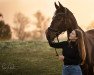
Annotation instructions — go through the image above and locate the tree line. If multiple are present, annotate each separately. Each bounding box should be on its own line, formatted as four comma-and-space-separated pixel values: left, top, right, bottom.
0, 11, 49, 41
0, 12, 94, 41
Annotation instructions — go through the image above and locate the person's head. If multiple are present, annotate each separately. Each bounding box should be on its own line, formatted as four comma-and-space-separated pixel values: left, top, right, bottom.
69, 29, 86, 65
69, 29, 84, 41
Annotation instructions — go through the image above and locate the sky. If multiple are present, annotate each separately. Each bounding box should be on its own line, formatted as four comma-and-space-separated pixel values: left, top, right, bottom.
0, 0, 94, 29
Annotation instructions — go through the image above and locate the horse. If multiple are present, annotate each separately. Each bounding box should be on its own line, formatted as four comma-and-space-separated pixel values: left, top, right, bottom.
46, 2, 94, 75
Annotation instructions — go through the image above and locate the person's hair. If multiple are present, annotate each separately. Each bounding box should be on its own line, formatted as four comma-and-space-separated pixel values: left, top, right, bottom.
74, 29, 86, 65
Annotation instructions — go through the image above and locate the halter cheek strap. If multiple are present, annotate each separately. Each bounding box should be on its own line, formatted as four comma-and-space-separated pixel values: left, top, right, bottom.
47, 8, 67, 56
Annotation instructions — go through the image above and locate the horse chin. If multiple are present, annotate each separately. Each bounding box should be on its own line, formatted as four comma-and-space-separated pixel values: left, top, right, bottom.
51, 34, 60, 42
50, 36, 56, 42
48, 34, 57, 42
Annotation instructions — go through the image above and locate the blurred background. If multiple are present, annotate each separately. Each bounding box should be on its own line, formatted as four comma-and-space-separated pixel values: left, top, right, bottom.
0, 0, 94, 75
0, 0, 94, 41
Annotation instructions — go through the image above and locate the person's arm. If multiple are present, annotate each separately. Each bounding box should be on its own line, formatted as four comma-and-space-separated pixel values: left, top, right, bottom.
48, 41, 66, 48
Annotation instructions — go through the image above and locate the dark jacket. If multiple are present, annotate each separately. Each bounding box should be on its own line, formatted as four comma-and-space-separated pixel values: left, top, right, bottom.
48, 41, 82, 65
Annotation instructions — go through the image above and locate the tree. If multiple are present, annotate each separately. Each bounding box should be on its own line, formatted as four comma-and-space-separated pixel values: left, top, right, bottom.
87, 21, 94, 30
13, 12, 30, 40
0, 14, 11, 40
33, 11, 50, 40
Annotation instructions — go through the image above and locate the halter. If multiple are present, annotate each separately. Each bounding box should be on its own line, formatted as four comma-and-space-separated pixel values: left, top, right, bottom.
47, 8, 67, 56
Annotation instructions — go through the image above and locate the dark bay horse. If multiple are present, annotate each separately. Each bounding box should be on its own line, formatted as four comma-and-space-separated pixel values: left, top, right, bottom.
46, 2, 94, 75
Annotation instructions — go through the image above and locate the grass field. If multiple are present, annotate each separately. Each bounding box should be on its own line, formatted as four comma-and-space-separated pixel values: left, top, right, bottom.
0, 41, 63, 75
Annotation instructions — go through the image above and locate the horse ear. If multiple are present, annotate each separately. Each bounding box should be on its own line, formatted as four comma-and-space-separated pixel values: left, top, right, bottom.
58, 1, 64, 9
54, 2, 59, 9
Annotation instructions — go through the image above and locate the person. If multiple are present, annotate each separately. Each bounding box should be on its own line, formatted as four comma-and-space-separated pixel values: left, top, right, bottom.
46, 29, 86, 75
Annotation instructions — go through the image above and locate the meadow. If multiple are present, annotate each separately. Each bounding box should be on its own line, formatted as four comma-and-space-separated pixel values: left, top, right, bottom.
0, 41, 63, 75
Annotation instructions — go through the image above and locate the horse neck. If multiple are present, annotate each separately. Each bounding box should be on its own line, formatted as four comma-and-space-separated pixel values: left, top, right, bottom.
78, 26, 86, 35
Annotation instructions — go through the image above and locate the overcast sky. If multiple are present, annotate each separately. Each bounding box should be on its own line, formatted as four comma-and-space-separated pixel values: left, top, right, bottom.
0, 0, 94, 27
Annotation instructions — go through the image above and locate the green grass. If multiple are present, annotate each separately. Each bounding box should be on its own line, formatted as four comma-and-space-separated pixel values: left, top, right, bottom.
0, 41, 63, 75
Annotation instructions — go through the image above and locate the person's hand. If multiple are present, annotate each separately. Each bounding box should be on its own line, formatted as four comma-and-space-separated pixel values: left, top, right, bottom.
58, 55, 64, 61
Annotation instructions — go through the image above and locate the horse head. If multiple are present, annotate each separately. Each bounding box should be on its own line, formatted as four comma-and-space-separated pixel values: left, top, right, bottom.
46, 2, 78, 42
